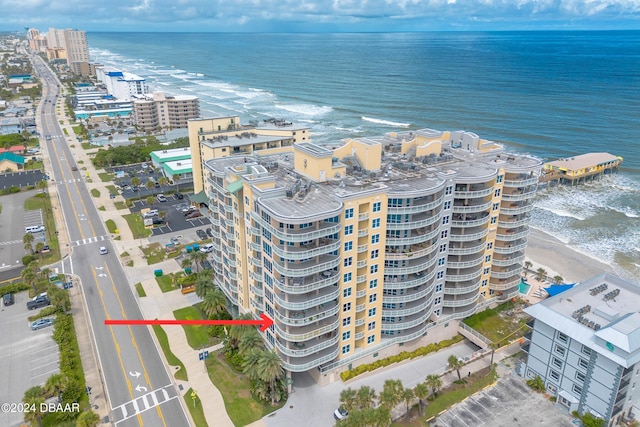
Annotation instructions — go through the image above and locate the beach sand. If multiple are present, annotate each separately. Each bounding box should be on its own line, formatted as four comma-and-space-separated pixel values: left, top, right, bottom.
520, 228, 615, 303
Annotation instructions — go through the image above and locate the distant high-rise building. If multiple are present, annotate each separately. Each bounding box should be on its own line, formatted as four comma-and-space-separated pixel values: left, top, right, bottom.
132, 92, 200, 132
46, 28, 89, 74
26, 28, 47, 53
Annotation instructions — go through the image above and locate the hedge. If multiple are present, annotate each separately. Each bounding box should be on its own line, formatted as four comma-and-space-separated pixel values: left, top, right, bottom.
340, 335, 464, 382
0, 282, 30, 295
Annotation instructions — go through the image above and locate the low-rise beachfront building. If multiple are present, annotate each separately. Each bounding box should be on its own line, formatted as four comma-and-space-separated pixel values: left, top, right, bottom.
96, 69, 148, 101
132, 92, 200, 132
540, 152, 623, 186
192, 118, 542, 381
522, 273, 640, 426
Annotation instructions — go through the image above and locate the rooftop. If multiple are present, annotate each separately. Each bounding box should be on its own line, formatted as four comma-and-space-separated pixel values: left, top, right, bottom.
526, 272, 640, 367
201, 132, 294, 149
545, 152, 622, 171
150, 147, 191, 161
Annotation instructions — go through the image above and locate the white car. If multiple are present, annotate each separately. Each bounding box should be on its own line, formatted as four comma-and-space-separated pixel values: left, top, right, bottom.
99, 246, 108, 255
334, 407, 348, 420
200, 244, 214, 253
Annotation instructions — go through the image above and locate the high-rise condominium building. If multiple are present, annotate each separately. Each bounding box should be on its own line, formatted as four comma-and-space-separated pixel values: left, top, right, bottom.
190, 118, 541, 378
522, 273, 640, 426
133, 92, 200, 132
46, 28, 89, 74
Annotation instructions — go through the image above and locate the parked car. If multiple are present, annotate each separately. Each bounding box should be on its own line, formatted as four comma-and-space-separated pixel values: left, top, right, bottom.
206, 228, 213, 237
31, 318, 54, 331
152, 218, 163, 225
157, 194, 167, 202
175, 192, 184, 200
181, 206, 196, 214
99, 246, 108, 255
27, 295, 50, 310
186, 211, 202, 219
3, 293, 15, 306
200, 243, 214, 253
334, 407, 349, 420
196, 229, 207, 240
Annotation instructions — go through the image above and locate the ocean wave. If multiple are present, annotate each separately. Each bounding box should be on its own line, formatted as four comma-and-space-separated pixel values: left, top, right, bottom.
534, 206, 586, 221
275, 104, 333, 116
335, 126, 362, 133
361, 116, 410, 127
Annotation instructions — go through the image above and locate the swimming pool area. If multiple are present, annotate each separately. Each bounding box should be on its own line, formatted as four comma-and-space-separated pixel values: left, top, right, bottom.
519, 279, 532, 295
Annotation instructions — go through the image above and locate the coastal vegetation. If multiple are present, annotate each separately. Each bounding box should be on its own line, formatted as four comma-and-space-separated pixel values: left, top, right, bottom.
462, 298, 530, 347
91, 136, 189, 167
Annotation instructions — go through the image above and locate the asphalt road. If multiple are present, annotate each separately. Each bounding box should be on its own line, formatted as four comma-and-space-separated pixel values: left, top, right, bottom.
34, 57, 189, 427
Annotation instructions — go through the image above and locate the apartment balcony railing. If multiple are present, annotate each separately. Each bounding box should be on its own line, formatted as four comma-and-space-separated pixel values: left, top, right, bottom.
357, 244, 368, 253
273, 239, 341, 260
501, 189, 537, 202
449, 241, 487, 256
355, 304, 366, 313
496, 228, 530, 241
275, 273, 340, 294
445, 269, 483, 282
381, 311, 431, 331
500, 204, 534, 215
490, 268, 521, 279
493, 241, 528, 254
497, 217, 530, 229
447, 254, 484, 269
358, 212, 369, 221
384, 267, 437, 289
356, 289, 366, 298
490, 277, 521, 290
387, 195, 443, 215
384, 255, 438, 276
449, 228, 489, 242
442, 294, 479, 307
454, 187, 495, 198
279, 347, 339, 372
451, 215, 491, 228
273, 256, 341, 278
253, 213, 342, 242
385, 240, 438, 260
386, 227, 440, 246
275, 317, 340, 342
386, 213, 441, 231
355, 317, 365, 327
382, 295, 434, 317
444, 281, 481, 295
275, 334, 339, 358
452, 200, 493, 214
492, 254, 525, 267
358, 228, 369, 237
274, 286, 340, 311
356, 275, 367, 284
383, 286, 432, 304
357, 260, 367, 269
274, 303, 339, 327
504, 177, 538, 187
252, 285, 264, 297
355, 331, 365, 341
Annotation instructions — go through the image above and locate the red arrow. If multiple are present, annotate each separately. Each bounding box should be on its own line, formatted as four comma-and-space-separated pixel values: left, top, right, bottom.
105, 313, 274, 332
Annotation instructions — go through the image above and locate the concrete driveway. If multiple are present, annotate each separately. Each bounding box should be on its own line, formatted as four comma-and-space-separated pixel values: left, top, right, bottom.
0, 189, 40, 271
0, 291, 60, 427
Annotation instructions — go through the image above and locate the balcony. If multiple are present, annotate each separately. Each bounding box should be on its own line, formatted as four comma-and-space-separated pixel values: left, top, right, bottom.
449, 227, 489, 242
356, 275, 367, 284
500, 204, 534, 215
381, 295, 434, 317
384, 254, 438, 276
253, 213, 342, 242
504, 176, 538, 187
279, 346, 339, 372
497, 217, 530, 229
358, 228, 369, 237
451, 213, 491, 228
387, 195, 443, 215
493, 241, 528, 254
357, 260, 368, 269
275, 318, 340, 342
454, 187, 494, 198
273, 255, 341, 278
358, 212, 369, 221
274, 302, 339, 327
490, 267, 521, 279
501, 189, 536, 202
445, 269, 482, 282
385, 240, 438, 260
490, 277, 521, 290
447, 254, 484, 269
356, 304, 366, 313
386, 212, 441, 230
452, 200, 492, 214
357, 244, 368, 253
492, 254, 525, 267
444, 281, 481, 295
496, 227, 530, 241
384, 268, 437, 289
381, 310, 431, 331
386, 227, 440, 246
274, 286, 340, 311
442, 293, 479, 307
275, 272, 340, 294
275, 334, 339, 358
273, 239, 341, 260
449, 240, 486, 256
383, 285, 432, 304
355, 331, 365, 340
252, 285, 264, 297
356, 289, 366, 298
355, 317, 365, 327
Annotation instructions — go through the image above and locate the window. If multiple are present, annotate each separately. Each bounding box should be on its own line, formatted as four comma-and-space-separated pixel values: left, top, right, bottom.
372, 218, 380, 229
490, 216, 497, 224
484, 267, 490, 275
550, 370, 560, 381
557, 332, 568, 343
434, 297, 441, 305
368, 321, 376, 331
497, 175, 503, 183
494, 188, 501, 197
487, 242, 493, 250
442, 216, 450, 225
345, 208, 354, 219
554, 344, 566, 357
343, 317, 351, 326
371, 234, 380, 244
342, 331, 351, 340
437, 271, 444, 279
552, 357, 563, 369
435, 284, 443, 292
373, 202, 381, 212
445, 186, 453, 195
438, 257, 445, 266
369, 294, 377, 303
368, 308, 376, 316
578, 358, 589, 369
581, 345, 592, 356
344, 273, 353, 283
482, 279, 488, 287
370, 264, 378, 274
371, 249, 379, 259
441, 230, 448, 239
439, 244, 447, 253
344, 241, 353, 251
493, 203, 500, 211
367, 335, 375, 344
572, 384, 583, 395
444, 201, 451, 210
344, 257, 353, 267
343, 287, 352, 297
575, 371, 585, 383
369, 279, 378, 289
485, 255, 491, 262
342, 345, 351, 354
343, 302, 351, 312
345, 225, 353, 235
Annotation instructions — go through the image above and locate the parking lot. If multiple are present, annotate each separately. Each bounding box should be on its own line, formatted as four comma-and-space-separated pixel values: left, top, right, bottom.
0, 170, 47, 190
0, 292, 60, 427
431, 374, 574, 427
128, 195, 210, 236
104, 163, 187, 200
0, 190, 44, 271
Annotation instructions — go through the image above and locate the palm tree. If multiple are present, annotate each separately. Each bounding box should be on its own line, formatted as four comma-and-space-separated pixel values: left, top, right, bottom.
425, 374, 442, 398
76, 410, 101, 427
355, 385, 376, 410
553, 275, 564, 284
23, 386, 46, 427
448, 355, 463, 381
202, 289, 227, 319
47, 284, 70, 312
379, 379, 403, 411
21, 262, 38, 293
145, 180, 155, 193
401, 387, 415, 415
257, 349, 284, 404
413, 383, 429, 415
194, 275, 214, 299
190, 250, 208, 272
145, 195, 155, 206
39, 267, 51, 282
523, 261, 533, 278
339, 387, 357, 412
241, 347, 264, 381
238, 328, 263, 354
536, 267, 547, 282
44, 373, 68, 401
226, 313, 255, 352
158, 176, 168, 190
181, 257, 192, 272
35, 241, 45, 261
131, 176, 141, 200
23, 232, 34, 254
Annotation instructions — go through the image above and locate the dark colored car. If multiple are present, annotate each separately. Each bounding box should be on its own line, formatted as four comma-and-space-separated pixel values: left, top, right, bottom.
3, 293, 15, 306
27, 295, 50, 310
196, 229, 207, 240
187, 211, 202, 219
206, 228, 213, 237
175, 192, 184, 200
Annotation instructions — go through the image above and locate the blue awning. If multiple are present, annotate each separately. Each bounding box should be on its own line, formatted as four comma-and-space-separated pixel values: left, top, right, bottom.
544, 284, 575, 297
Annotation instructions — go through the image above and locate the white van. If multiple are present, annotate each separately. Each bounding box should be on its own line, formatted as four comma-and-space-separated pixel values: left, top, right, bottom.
25, 225, 45, 233
142, 209, 158, 219
200, 244, 214, 253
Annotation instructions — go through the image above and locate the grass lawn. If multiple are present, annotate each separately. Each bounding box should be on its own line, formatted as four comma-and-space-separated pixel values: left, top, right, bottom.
123, 213, 152, 239
25, 160, 43, 170
141, 242, 165, 265
173, 305, 211, 350
135, 283, 146, 297
206, 353, 282, 426
98, 206, 105, 211
90, 188, 100, 197
155, 272, 182, 293
114, 200, 127, 210
63, 128, 68, 135
463, 299, 530, 346
81, 142, 93, 150
98, 172, 113, 182
106, 184, 118, 194
183, 388, 208, 427
24, 194, 60, 264
152, 325, 187, 381
105, 219, 117, 234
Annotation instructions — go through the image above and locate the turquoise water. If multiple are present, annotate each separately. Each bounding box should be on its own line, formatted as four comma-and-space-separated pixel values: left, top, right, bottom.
519, 280, 532, 295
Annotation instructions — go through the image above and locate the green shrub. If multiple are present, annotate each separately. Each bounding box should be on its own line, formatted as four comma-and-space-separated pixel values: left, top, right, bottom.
22, 254, 36, 265
0, 282, 30, 295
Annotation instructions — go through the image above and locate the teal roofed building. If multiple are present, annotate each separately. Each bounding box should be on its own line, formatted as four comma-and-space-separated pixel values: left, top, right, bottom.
162, 159, 192, 188
0, 152, 25, 171
149, 147, 191, 168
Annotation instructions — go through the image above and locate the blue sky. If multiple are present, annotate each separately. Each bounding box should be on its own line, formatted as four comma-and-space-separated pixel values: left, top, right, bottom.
2, 0, 639, 32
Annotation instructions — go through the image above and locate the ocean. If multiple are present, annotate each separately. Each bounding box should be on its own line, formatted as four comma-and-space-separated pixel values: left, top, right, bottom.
86, 31, 640, 280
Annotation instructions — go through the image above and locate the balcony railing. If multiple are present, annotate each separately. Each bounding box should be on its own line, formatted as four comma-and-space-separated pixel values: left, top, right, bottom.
381, 311, 431, 331
492, 254, 525, 267
253, 213, 342, 242
358, 212, 369, 221
504, 177, 538, 187
358, 228, 369, 237
444, 281, 481, 295
493, 241, 528, 254
490, 277, 521, 290
384, 267, 437, 289
490, 268, 521, 279
386, 213, 441, 231
357, 244, 368, 253
383, 286, 432, 303
449, 241, 486, 256
445, 269, 482, 282
501, 189, 536, 202
279, 347, 339, 372
275, 273, 340, 294
275, 334, 339, 358
452, 200, 493, 214
454, 187, 494, 198
497, 218, 530, 229
451, 215, 491, 228
355, 317, 365, 326
386, 227, 439, 246
274, 304, 339, 327
384, 255, 438, 276
500, 204, 534, 215
447, 254, 484, 269
273, 239, 341, 260
496, 228, 530, 241
273, 256, 341, 278
385, 240, 438, 260
387, 195, 443, 214
449, 228, 489, 242
382, 296, 434, 317
274, 287, 340, 311
442, 294, 479, 307
356, 275, 367, 284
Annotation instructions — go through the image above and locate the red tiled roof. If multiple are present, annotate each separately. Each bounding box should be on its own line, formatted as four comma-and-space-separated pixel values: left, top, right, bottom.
0, 145, 25, 153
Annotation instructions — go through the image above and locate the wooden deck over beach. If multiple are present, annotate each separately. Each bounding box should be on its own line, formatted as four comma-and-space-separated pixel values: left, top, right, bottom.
539, 152, 622, 185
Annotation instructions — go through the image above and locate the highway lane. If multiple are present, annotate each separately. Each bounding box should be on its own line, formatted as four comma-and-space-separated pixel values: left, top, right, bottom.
33, 56, 190, 427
